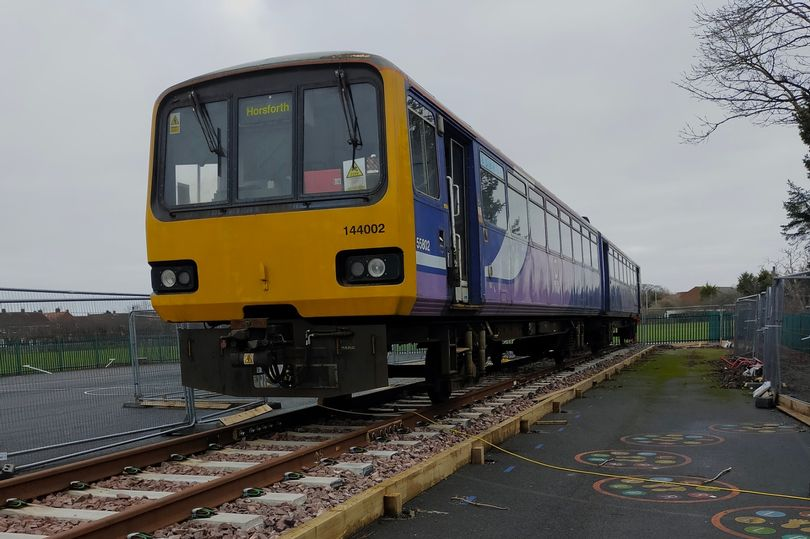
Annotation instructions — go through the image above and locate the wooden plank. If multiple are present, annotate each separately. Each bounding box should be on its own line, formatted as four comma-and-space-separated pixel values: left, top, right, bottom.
777, 405, 810, 427
138, 400, 232, 410
218, 404, 273, 426
778, 394, 810, 417
383, 493, 403, 517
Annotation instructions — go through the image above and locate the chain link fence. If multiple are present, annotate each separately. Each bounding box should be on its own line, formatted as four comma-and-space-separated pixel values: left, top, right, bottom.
733, 273, 810, 405
0, 288, 195, 471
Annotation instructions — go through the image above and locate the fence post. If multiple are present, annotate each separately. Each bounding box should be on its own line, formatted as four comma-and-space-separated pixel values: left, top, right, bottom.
14, 341, 22, 375
57, 338, 65, 372
129, 312, 143, 401
94, 336, 101, 368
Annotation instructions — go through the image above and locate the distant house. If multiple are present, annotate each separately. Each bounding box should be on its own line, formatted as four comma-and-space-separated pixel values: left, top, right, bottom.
673, 286, 737, 306
75, 312, 130, 337
0, 310, 51, 340
44, 309, 77, 335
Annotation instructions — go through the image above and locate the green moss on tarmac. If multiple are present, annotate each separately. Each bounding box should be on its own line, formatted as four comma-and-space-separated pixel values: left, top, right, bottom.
635, 347, 739, 400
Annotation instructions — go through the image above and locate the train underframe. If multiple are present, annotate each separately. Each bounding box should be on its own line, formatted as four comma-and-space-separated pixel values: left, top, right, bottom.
178, 313, 637, 403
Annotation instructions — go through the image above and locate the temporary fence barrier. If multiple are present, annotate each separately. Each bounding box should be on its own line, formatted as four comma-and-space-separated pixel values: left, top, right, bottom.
0, 288, 194, 471
733, 273, 810, 405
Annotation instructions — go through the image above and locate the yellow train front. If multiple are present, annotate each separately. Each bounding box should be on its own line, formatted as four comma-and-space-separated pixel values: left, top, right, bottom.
146, 53, 418, 397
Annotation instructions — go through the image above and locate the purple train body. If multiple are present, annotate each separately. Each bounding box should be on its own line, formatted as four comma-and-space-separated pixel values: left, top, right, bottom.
407, 91, 639, 321
397, 88, 639, 401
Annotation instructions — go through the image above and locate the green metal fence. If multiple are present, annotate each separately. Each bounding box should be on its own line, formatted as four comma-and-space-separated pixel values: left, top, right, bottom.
0, 335, 179, 376
640, 311, 734, 344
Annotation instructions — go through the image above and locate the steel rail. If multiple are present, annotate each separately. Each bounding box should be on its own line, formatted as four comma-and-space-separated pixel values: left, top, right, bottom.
49, 356, 585, 539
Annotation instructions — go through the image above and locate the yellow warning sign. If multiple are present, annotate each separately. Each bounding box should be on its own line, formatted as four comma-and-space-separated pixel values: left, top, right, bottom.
346, 161, 364, 178
169, 113, 181, 135
243, 353, 254, 365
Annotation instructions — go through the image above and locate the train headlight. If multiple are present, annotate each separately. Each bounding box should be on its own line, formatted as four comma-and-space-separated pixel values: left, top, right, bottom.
160, 269, 177, 288
177, 271, 191, 286
350, 261, 365, 278
367, 258, 386, 278
150, 260, 198, 294
338, 249, 403, 285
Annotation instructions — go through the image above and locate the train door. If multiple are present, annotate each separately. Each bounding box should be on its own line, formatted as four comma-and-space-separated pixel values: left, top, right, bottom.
445, 136, 470, 303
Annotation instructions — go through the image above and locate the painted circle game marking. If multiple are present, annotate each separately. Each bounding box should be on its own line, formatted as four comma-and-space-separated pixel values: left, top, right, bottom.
592, 475, 739, 503
709, 423, 802, 434
621, 433, 724, 446
575, 449, 691, 469
712, 506, 810, 538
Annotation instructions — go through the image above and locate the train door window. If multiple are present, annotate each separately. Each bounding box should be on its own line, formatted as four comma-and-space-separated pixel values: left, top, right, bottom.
407, 96, 439, 198
238, 93, 293, 200
507, 174, 528, 239
480, 152, 507, 229
591, 236, 599, 269
546, 202, 561, 253
560, 212, 573, 259
529, 198, 546, 247
582, 230, 591, 267
164, 100, 229, 207
302, 84, 381, 195
610, 252, 616, 279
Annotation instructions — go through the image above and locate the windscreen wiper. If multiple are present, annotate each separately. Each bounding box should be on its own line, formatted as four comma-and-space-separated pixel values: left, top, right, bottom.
335, 68, 363, 157
189, 90, 225, 157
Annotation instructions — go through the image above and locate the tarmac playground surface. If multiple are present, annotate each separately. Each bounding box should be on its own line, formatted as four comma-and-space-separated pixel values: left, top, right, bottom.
356, 348, 810, 539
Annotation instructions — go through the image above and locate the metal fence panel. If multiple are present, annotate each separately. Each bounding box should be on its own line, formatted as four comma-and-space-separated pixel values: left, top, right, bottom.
732, 274, 810, 405
0, 288, 193, 470
773, 275, 810, 403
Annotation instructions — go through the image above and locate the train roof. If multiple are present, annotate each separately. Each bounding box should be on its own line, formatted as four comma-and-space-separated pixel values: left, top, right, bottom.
163, 51, 638, 267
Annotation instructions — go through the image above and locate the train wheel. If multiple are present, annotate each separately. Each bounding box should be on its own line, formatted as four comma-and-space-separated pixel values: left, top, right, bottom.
425, 338, 452, 403
427, 375, 452, 403
488, 341, 504, 368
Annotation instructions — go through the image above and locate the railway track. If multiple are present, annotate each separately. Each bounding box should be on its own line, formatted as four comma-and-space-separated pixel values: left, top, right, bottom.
0, 345, 646, 538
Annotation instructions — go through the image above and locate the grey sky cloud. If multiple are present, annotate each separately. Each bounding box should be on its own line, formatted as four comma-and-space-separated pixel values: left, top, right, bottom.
0, 0, 804, 294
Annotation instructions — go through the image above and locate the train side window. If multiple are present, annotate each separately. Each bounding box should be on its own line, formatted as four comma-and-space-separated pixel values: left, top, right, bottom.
546, 203, 561, 253
480, 152, 507, 229
582, 231, 591, 267
572, 229, 582, 263
506, 174, 528, 239
560, 212, 573, 259
407, 96, 439, 198
238, 93, 294, 200
529, 200, 546, 247
591, 238, 599, 269
507, 185, 529, 239
508, 172, 527, 194
165, 100, 229, 206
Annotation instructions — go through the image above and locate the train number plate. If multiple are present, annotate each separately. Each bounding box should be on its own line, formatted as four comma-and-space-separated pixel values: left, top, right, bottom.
344, 224, 385, 235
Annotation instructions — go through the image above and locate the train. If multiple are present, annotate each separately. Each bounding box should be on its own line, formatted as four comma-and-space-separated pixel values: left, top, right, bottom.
145, 52, 640, 403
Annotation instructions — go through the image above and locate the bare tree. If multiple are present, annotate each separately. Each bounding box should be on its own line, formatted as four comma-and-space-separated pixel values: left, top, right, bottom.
678, 0, 810, 142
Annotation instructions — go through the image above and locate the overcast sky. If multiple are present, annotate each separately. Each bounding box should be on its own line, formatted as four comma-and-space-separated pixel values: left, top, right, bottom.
0, 0, 805, 294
